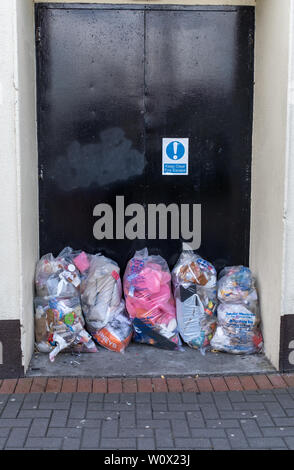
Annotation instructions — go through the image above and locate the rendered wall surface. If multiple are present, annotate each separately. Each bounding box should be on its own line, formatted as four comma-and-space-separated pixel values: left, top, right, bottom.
280, 1, 294, 372
250, 0, 291, 369
16, 0, 39, 373
0, 1, 20, 323
0, 0, 38, 376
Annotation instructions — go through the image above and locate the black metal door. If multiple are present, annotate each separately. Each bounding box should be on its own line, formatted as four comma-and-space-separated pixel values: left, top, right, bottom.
36, 4, 254, 271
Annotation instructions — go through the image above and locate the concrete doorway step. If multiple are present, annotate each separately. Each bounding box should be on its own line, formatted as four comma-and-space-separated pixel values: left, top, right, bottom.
26, 343, 275, 378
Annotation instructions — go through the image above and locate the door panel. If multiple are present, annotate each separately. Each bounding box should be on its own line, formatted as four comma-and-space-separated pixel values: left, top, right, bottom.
37, 7, 145, 265
144, 9, 254, 268
36, 5, 254, 270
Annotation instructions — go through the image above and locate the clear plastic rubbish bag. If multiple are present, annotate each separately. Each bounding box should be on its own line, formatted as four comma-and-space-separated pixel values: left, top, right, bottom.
79, 253, 123, 335
217, 266, 257, 305
58, 246, 90, 274
57, 247, 132, 352
210, 266, 263, 354
210, 302, 263, 354
35, 250, 81, 298
172, 251, 217, 352
172, 251, 217, 288
93, 304, 133, 353
34, 296, 97, 361
123, 248, 181, 349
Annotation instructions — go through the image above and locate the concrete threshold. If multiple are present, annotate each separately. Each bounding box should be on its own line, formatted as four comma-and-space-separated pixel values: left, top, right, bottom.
26, 343, 276, 378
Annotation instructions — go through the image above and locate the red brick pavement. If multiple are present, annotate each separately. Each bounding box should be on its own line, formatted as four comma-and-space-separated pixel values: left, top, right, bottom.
92, 378, 107, 394
224, 376, 243, 391
0, 373, 293, 394
137, 378, 153, 393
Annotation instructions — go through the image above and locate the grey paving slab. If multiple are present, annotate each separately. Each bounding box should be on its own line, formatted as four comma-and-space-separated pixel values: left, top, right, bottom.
211, 438, 231, 450
0, 389, 294, 450
27, 344, 275, 377
240, 419, 262, 437
226, 428, 249, 449
6, 428, 30, 448
28, 418, 50, 437
155, 429, 174, 448
62, 437, 81, 450
137, 437, 156, 450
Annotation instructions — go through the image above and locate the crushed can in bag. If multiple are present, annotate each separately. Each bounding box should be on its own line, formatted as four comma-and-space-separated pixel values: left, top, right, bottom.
172, 251, 217, 353
210, 266, 263, 354
123, 248, 181, 349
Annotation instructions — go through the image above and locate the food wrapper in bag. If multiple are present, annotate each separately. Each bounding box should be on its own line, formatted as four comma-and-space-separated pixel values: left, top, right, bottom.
123, 248, 181, 349
210, 302, 263, 354
93, 303, 133, 353
79, 253, 123, 335
172, 251, 217, 351
34, 296, 97, 361
35, 249, 81, 298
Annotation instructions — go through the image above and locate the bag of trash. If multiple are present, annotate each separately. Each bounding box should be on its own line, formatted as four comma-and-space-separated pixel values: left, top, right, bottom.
35, 250, 81, 298
58, 246, 91, 274
93, 304, 133, 353
210, 266, 263, 354
123, 248, 181, 349
34, 296, 97, 361
210, 302, 263, 354
172, 251, 217, 352
173, 251, 217, 288
217, 265, 258, 305
56, 247, 133, 353
79, 253, 124, 336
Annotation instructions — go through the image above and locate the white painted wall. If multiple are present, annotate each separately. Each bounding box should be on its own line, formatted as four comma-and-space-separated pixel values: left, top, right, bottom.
0, 0, 21, 323
283, 4, 294, 316
15, 0, 39, 372
0, 0, 38, 371
250, 0, 291, 369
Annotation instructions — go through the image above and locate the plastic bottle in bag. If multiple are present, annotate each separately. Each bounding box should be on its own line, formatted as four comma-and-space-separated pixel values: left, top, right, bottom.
123, 248, 181, 349
210, 266, 263, 354
172, 251, 217, 352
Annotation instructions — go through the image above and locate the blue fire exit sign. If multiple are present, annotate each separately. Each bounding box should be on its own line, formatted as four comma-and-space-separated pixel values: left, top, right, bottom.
162, 138, 189, 175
